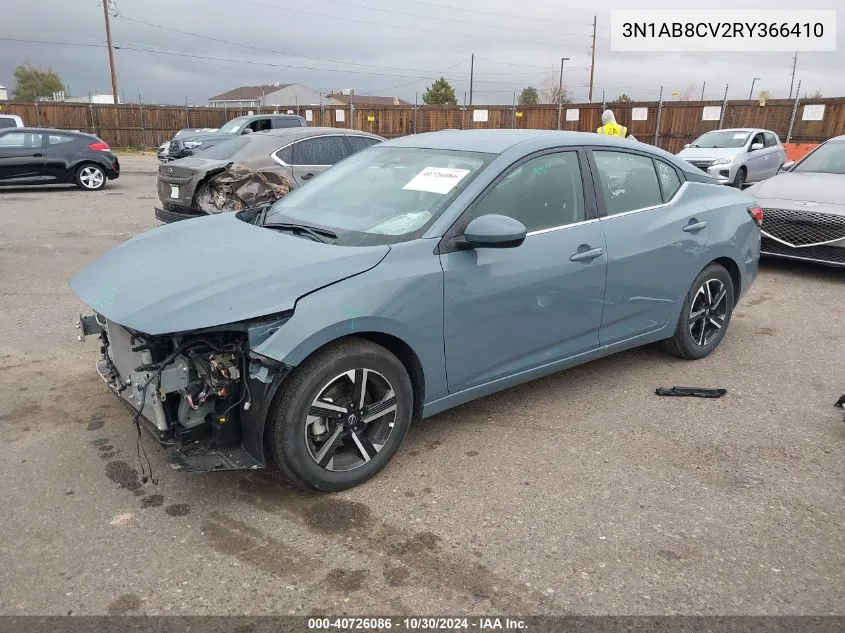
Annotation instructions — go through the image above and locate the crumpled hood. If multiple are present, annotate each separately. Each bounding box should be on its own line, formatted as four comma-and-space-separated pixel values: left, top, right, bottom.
70, 213, 389, 335
747, 172, 845, 210
178, 131, 235, 145
677, 147, 745, 162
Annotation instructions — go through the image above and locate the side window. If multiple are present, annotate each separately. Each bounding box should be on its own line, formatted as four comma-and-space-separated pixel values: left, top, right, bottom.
249, 118, 272, 133
0, 132, 42, 148
593, 151, 664, 215
764, 132, 777, 147
291, 137, 346, 166
346, 136, 382, 153
0, 118, 17, 129
467, 152, 585, 233
48, 134, 75, 146
654, 160, 682, 202
272, 117, 301, 129
750, 132, 765, 148
274, 144, 294, 164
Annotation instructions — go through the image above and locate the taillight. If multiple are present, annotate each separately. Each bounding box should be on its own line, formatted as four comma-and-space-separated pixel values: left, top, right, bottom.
88, 141, 110, 152
747, 205, 763, 227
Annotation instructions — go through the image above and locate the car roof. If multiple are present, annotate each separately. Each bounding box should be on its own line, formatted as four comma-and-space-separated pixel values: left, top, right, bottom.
262, 127, 383, 140
2, 127, 94, 137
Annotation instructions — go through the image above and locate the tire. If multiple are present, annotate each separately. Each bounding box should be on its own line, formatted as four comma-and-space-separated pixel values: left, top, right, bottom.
75, 163, 107, 191
662, 263, 735, 360
731, 166, 746, 189
267, 337, 414, 491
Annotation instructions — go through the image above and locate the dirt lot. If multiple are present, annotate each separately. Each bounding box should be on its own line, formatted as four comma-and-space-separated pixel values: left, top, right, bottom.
0, 157, 843, 616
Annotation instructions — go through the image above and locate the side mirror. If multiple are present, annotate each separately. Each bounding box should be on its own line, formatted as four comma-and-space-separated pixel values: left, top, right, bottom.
463, 214, 526, 249
780, 160, 795, 172
750, 142, 764, 151
683, 143, 691, 149
241, 128, 253, 135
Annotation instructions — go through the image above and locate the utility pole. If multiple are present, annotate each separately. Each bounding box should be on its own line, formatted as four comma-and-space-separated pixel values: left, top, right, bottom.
469, 53, 474, 106
101, 0, 119, 104
700, 81, 706, 101
789, 52, 798, 99
556, 57, 569, 129
588, 15, 597, 102
748, 77, 760, 101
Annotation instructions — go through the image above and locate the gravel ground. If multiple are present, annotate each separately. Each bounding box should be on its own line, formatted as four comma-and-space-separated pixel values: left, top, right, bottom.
0, 158, 843, 616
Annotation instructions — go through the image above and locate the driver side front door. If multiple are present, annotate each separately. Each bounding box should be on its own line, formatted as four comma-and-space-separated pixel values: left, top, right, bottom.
440, 150, 607, 394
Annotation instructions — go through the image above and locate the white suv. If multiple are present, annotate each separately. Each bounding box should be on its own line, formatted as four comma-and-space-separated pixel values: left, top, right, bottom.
0, 114, 24, 129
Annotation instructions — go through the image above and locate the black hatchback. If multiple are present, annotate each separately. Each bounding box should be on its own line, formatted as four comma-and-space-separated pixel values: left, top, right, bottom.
0, 128, 120, 191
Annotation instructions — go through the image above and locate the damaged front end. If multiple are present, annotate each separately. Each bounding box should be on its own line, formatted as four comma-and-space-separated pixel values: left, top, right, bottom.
77, 312, 291, 473
195, 163, 290, 215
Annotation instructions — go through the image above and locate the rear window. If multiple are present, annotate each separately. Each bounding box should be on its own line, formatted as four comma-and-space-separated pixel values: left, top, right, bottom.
347, 136, 382, 152
273, 117, 304, 129
0, 117, 18, 129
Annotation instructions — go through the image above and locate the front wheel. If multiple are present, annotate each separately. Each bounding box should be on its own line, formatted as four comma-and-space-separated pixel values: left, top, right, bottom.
267, 337, 414, 491
731, 166, 746, 189
662, 264, 735, 360
75, 164, 107, 191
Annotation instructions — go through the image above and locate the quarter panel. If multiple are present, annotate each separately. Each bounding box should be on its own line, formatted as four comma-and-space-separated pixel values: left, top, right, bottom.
253, 239, 448, 403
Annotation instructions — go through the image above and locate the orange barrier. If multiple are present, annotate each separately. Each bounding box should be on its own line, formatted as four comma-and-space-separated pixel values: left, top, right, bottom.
784, 143, 819, 162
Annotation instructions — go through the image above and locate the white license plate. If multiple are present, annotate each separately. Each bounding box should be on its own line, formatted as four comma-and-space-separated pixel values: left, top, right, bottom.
170, 185, 179, 199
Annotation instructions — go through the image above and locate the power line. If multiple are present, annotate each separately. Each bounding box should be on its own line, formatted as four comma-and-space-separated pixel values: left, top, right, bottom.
303, 0, 590, 36
395, 0, 593, 27
231, 0, 586, 46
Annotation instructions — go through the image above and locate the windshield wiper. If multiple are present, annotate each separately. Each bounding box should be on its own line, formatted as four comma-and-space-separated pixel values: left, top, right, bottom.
263, 222, 337, 243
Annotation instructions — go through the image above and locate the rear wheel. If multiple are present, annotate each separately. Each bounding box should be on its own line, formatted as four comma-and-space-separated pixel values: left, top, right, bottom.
75, 164, 106, 191
267, 338, 413, 491
662, 264, 735, 360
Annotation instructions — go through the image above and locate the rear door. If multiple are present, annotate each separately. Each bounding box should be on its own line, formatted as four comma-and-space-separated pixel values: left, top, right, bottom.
591, 148, 709, 346
44, 132, 79, 181
763, 132, 784, 177
0, 130, 46, 182
289, 136, 347, 185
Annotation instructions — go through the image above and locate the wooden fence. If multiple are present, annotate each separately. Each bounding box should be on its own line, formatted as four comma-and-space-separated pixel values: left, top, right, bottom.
2, 97, 844, 153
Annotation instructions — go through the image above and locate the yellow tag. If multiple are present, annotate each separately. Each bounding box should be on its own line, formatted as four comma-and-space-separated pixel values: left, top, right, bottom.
515, 111, 523, 118
367, 115, 375, 122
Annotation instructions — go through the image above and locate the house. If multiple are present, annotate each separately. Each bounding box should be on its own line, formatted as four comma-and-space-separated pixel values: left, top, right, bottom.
0, 85, 7, 101
328, 93, 411, 107
63, 94, 120, 104
208, 83, 326, 108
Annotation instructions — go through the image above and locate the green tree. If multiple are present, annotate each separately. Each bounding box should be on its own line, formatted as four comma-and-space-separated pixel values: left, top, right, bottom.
518, 86, 539, 105
613, 93, 633, 103
12, 63, 64, 102
758, 89, 771, 101
422, 77, 457, 105
809, 90, 822, 98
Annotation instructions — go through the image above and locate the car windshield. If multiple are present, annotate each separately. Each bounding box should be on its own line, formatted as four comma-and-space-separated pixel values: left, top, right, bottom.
690, 131, 751, 148
218, 117, 248, 134
263, 146, 494, 245
793, 141, 845, 175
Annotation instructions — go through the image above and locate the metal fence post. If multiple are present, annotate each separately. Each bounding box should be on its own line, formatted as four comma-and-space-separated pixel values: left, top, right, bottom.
34, 100, 40, 127
718, 84, 729, 129
88, 99, 96, 135
653, 86, 663, 147
511, 92, 516, 129
184, 97, 189, 127
413, 93, 418, 134
786, 80, 802, 143
138, 94, 146, 148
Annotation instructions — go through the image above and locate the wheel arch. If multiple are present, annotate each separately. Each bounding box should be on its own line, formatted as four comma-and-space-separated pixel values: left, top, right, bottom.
711, 256, 742, 305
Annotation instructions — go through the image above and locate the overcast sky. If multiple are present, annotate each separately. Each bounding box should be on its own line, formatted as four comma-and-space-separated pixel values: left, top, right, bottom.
0, 0, 841, 106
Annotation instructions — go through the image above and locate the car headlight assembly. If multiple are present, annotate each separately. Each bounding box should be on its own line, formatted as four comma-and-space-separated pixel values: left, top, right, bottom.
711, 156, 735, 166
184, 141, 203, 149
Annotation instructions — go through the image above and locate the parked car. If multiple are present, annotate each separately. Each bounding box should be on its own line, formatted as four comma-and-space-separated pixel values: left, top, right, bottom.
747, 134, 845, 267
0, 127, 119, 190
0, 114, 24, 129
158, 128, 217, 162
165, 114, 306, 161
677, 128, 787, 188
155, 127, 383, 223
71, 130, 760, 491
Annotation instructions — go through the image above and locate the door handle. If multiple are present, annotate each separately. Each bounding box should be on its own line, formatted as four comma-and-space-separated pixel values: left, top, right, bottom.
301, 172, 314, 181
569, 247, 603, 262
683, 221, 707, 233
32, 153, 44, 157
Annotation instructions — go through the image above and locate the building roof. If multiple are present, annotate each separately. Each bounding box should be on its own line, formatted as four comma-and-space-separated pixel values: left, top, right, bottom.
329, 93, 411, 106
209, 84, 293, 101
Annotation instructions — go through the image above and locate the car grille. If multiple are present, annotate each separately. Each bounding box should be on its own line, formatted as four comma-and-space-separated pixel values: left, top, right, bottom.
761, 236, 845, 265
761, 207, 845, 247
688, 160, 712, 172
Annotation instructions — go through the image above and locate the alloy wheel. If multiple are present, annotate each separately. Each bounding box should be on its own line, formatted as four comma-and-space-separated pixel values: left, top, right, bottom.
305, 369, 398, 472
79, 166, 105, 190
688, 278, 728, 346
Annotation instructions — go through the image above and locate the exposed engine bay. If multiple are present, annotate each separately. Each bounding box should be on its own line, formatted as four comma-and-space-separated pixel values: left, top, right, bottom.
78, 313, 290, 472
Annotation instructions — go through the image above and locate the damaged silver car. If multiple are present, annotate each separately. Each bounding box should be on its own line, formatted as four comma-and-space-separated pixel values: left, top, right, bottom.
155, 127, 383, 223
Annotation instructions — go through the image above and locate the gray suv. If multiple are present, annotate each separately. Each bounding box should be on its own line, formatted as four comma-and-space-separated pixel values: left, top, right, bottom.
677, 128, 787, 188
165, 114, 306, 160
